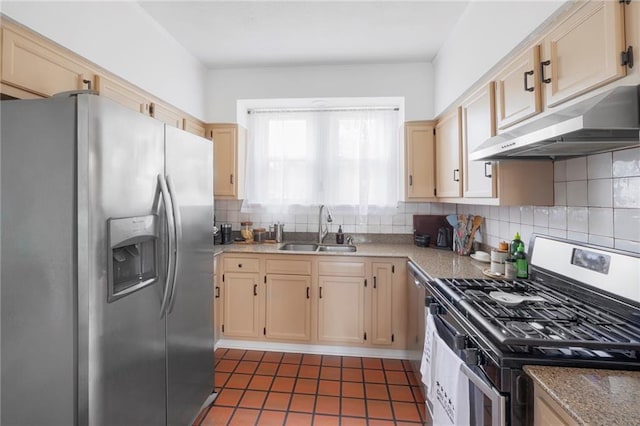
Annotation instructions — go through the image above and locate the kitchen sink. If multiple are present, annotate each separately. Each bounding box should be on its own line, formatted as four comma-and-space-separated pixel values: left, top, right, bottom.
317, 244, 357, 252
278, 243, 357, 252
279, 243, 319, 252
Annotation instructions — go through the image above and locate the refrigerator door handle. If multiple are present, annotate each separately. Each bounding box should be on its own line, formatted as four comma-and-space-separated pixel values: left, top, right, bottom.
166, 174, 182, 313
158, 174, 177, 318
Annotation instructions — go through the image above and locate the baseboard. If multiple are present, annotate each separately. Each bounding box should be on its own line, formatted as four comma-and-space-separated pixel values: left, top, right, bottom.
214, 339, 411, 359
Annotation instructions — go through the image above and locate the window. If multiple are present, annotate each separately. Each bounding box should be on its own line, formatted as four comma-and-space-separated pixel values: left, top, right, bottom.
244, 106, 400, 215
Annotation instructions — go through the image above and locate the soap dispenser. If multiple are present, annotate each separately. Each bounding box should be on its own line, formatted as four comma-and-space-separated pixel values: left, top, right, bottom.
336, 225, 344, 244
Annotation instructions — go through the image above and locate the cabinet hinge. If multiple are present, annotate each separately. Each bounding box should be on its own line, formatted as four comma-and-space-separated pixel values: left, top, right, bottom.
149, 103, 155, 116
392, 265, 395, 273
619, 0, 631, 4
392, 334, 395, 343
364, 332, 367, 341
434, 188, 437, 196
221, 324, 224, 333
433, 128, 436, 136
222, 274, 225, 282
263, 328, 266, 335
264, 275, 267, 284
364, 279, 367, 287
621, 46, 634, 68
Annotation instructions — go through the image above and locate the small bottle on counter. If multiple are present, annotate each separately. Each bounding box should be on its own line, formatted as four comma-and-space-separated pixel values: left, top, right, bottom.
336, 225, 344, 244
510, 232, 523, 259
515, 243, 528, 279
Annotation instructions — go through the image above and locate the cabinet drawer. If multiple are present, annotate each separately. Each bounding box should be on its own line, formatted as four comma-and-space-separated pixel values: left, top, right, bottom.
318, 261, 366, 277
223, 257, 260, 273
266, 259, 312, 275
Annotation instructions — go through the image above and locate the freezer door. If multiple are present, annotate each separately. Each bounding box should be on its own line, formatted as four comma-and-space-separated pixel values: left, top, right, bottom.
80, 95, 167, 426
165, 125, 215, 425
1, 96, 78, 426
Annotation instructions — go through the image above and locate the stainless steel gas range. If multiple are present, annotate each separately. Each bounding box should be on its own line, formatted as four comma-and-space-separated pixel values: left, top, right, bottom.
409, 234, 640, 426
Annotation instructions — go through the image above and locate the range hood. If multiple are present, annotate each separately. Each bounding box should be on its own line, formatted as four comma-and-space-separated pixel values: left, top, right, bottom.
470, 85, 640, 161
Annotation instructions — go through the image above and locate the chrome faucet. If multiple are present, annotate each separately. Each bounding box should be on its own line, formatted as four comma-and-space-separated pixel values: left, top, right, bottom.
318, 204, 333, 243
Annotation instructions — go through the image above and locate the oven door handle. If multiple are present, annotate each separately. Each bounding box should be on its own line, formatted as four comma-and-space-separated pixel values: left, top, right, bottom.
460, 363, 507, 426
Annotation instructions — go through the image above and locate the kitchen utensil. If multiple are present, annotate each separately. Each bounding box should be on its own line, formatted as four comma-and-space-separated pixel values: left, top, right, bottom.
464, 216, 483, 253
489, 291, 545, 306
273, 223, 284, 242
470, 251, 490, 263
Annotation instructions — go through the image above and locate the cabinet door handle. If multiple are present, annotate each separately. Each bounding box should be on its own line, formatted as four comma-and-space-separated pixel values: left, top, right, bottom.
409, 175, 413, 186
230, 174, 234, 184
82, 79, 92, 90
453, 169, 460, 182
215, 286, 220, 298
253, 284, 257, 296
484, 162, 492, 178
373, 276, 377, 289
306, 287, 310, 299
238, 263, 242, 268
319, 287, 323, 299
540, 60, 551, 84
523, 70, 534, 92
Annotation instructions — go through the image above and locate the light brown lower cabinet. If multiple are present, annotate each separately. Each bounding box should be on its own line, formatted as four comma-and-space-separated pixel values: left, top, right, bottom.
265, 274, 312, 341
533, 383, 578, 426
221, 271, 261, 338
318, 276, 366, 345
217, 253, 406, 350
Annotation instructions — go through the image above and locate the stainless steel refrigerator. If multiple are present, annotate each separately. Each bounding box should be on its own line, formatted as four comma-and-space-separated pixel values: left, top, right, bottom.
1, 93, 215, 425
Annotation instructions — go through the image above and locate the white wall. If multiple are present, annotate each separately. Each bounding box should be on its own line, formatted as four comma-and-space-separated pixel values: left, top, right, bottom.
1, 1, 206, 119
205, 62, 433, 122
432, 0, 568, 116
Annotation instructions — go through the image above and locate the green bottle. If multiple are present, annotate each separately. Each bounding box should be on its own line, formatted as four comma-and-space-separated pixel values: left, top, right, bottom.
510, 232, 523, 259
515, 243, 528, 279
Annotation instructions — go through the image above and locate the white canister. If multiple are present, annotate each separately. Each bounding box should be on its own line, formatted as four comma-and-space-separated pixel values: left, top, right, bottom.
490, 249, 508, 275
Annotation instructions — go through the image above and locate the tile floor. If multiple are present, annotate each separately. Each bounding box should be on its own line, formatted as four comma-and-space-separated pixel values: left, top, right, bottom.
195, 348, 427, 425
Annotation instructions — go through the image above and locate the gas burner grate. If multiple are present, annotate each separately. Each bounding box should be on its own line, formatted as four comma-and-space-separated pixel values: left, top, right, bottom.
435, 277, 640, 352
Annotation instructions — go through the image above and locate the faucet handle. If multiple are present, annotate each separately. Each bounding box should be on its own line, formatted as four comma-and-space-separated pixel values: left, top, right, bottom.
345, 235, 354, 245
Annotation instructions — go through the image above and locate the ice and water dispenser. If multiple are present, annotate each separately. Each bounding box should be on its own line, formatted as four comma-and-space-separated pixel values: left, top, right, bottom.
107, 215, 158, 302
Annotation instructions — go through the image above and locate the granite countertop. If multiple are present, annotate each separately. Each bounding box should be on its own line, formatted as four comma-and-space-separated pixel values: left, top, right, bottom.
214, 241, 488, 279
525, 365, 640, 425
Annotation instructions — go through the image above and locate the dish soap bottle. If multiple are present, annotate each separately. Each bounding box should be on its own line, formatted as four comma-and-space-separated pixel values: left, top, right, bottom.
510, 232, 523, 259
515, 243, 528, 279
336, 225, 344, 244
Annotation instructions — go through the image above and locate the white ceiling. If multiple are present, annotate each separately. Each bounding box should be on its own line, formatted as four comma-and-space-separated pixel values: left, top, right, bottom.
139, 1, 470, 69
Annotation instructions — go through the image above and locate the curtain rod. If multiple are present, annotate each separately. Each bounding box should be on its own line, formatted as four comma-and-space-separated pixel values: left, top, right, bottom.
247, 106, 399, 114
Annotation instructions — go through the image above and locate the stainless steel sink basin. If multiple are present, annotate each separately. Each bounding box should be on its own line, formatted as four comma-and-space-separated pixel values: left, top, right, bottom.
317, 244, 357, 252
278, 243, 357, 252
279, 243, 319, 252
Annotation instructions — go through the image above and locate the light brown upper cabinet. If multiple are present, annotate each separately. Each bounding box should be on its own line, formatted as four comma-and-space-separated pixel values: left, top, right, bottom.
495, 46, 542, 130
461, 83, 497, 198
95, 75, 150, 115
540, 0, 627, 108
150, 102, 182, 128
208, 123, 247, 200
1, 25, 94, 98
625, 0, 640, 79
435, 108, 462, 199
405, 121, 436, 201
183, 117, 206, 138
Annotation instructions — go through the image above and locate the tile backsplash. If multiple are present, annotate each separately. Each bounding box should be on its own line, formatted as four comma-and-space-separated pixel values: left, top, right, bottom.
214, 147, 640, 254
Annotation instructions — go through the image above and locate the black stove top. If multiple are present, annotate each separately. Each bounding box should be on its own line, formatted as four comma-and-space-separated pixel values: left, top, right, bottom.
434, 276, 640, 360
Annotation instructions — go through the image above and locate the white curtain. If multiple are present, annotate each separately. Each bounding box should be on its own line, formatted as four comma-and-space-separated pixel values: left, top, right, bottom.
243, 108, 400, 216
